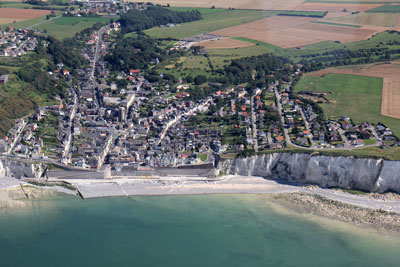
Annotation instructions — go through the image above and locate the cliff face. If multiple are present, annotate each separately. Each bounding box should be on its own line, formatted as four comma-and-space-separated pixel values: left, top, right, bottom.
219, 153, 400, 193
0, 159, 44, 179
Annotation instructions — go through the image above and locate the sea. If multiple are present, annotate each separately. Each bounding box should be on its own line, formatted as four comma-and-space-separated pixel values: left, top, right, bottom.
0, 194, 399, 267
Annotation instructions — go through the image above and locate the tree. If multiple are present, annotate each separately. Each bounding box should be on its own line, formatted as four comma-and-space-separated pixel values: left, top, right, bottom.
186, 75, 193, 83
194, 75, 207, 85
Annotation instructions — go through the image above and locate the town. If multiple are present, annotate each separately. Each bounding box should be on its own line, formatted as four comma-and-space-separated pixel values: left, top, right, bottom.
0, 1, 399, 175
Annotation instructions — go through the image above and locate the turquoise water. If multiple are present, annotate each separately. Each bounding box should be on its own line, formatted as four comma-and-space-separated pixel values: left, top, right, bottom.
1, 194, 400, 267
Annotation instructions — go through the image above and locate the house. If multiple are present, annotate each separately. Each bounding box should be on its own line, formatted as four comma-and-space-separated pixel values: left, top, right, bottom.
0, 74, 8, 85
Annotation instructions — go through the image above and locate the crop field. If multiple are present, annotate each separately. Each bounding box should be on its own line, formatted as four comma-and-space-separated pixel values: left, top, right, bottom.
307, 63, 400, 121
144, 9, 277, 39
366, 4, 400, 12
200, 38, 255, 49
211, 16, 381, 48
312, 21, 362, 27
134, 0, 305, 10
296, 3, 384, 11
293, 73, 400, 136
35, 17, 112, 40
0, 7, 50, 21
328, 12, 399, 26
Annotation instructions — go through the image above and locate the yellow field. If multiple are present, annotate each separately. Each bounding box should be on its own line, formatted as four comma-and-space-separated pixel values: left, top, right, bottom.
0, 18, 24, 24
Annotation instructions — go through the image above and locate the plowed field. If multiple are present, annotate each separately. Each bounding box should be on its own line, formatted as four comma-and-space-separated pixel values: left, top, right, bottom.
211, 16, 382, 48
0, 8, 50, 20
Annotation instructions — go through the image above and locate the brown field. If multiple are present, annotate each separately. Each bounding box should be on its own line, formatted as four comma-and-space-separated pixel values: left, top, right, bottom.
295, 3, 384, 12
200, 38, 255, 49
0, 8, 50, 20
132, 0, 305, 10
328, 12, 400, 27
139, 0, 390, 11
211, 16, 383, 48
309, 63, 400, 119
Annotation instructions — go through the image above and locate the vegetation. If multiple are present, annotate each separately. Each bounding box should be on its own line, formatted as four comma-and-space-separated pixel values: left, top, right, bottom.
366, 5, 400, 12
277, 11, 327, 18
36, 16, 112, 40
312, 21, 362, 28
144, 9, 277, 39
293, 73, 400, 136
105, 35, 165, 72
119, 6, 202, 34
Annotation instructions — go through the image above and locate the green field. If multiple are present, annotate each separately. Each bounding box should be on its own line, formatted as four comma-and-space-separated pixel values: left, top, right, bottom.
166, 7, 228, 15
144, 9, 278, 39
366, 4, 400, 12
0, 12, 60, 29
277, 11, 327, 17
0, 1, 71, 9
294, 73, 400, 136
36, 16, 113, 40
312, 21, 362, 28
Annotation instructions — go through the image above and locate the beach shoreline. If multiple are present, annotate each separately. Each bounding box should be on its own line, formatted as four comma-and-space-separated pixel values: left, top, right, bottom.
2, 175, 400, 232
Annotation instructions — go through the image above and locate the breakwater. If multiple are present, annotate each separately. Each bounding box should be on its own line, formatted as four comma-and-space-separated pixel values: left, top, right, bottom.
218, 153, 400, 194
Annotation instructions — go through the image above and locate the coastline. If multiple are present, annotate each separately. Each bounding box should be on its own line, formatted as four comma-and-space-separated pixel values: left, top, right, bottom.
2, 175, 400, 232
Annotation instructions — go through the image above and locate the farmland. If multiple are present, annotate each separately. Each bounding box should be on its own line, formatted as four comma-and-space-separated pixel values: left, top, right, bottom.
328, 12, 400, 27
0, 7, 51, 21
307, 62, 400, 120
200, 38, 254, 49
132, 0, 305, 10
366, 4, 400, 12
312, 21, 362, 27
35, 17, 113, 40
210, 16, 381, 48
294, 71, 400, 136
144, 9, 278, 39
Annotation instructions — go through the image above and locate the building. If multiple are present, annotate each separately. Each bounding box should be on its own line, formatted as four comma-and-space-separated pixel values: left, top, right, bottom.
0, 74, 8, 85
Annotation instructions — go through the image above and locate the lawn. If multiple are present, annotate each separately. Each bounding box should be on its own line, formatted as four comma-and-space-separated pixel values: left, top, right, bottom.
293, 73, 400, 136
144, 9, 278, 39
36, 16, 113, 40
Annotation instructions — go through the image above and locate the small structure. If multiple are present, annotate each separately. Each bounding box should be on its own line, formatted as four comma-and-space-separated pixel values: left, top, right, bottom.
0, 74, 8, 85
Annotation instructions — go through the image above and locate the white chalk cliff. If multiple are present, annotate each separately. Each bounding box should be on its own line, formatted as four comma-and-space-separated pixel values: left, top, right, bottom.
218, 153, 400, 193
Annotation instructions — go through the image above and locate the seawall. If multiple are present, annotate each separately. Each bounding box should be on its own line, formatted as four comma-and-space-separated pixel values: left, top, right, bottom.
218, 153, 400, 194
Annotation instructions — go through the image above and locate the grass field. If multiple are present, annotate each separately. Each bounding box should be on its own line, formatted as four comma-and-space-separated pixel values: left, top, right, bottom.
144, 9, 278, 39
328, 12, 399, 27
0, 12, 59, 29
312, 21, 362, 27
366, 4, 400, 12
166, 7, 228, 15
35, 16, 112, 40
293, 73, 400, 135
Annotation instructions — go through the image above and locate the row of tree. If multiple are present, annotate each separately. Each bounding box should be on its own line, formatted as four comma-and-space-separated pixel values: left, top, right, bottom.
119, 6, 202, 33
